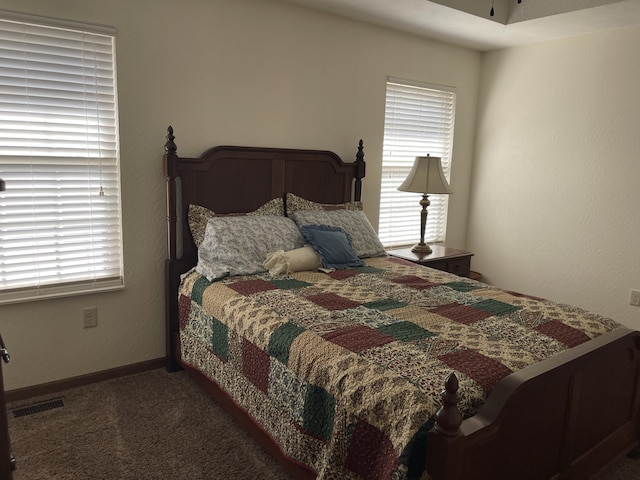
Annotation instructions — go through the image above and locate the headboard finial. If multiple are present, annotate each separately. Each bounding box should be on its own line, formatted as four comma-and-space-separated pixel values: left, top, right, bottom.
356, 139, 364, 170
164, 126, 177, 155
353, 139, 365, 201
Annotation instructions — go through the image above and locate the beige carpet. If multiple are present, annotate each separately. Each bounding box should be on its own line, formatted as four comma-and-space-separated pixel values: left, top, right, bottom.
6, 369, 640, 479
8, 369, 291, 480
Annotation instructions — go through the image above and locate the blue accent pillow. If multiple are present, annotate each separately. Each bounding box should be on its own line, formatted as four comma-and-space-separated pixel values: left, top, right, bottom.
299, 224, 364, 270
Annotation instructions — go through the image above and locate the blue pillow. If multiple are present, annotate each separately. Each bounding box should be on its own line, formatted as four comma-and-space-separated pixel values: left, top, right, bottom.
299, 224, 364, 270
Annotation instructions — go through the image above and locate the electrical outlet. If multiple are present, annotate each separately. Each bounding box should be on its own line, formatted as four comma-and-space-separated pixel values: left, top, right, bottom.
630, 290, 640, 307
83, 307, 98, 328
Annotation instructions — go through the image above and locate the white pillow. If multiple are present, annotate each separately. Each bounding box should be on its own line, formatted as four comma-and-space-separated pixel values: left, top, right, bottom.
196, 216, 304, 281
263, 246, 321, 277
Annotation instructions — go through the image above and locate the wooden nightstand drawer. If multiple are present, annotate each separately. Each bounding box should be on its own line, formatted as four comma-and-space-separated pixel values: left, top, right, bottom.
386, 245, 473, 277
425, 260, 448, 272
448, 258, 471, 276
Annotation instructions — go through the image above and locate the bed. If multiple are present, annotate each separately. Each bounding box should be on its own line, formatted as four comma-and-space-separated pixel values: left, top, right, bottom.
163, 126, 640, 480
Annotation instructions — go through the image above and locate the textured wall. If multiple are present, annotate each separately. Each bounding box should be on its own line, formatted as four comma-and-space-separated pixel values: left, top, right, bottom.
469, 26, 640, 328
0, 0, 480, 390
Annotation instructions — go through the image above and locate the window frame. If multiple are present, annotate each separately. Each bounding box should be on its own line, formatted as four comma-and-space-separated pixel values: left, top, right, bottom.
378, 77, 457, 248
0, 11, 123, 304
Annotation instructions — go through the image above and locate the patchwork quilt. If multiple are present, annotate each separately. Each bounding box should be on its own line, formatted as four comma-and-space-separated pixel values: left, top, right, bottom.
178, 255, 619, 480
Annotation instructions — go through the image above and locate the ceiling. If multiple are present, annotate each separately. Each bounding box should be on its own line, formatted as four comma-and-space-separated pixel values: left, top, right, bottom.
280, 0, 640, 51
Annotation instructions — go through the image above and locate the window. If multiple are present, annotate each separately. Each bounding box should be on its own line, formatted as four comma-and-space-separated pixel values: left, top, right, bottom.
0, 13, 123, 303
378, 78, 456, 247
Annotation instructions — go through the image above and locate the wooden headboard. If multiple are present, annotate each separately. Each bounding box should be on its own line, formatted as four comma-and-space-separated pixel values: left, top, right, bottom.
163, 126, 366, 369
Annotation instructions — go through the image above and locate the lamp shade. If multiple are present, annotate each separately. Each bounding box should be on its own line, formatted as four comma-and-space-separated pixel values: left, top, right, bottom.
397, 155, 453, 195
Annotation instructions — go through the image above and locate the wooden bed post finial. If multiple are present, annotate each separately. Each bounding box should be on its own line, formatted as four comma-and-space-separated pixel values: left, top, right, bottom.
356, 139, 364, 164
354, 139, 365, 201
165, 126, 177, 155
434, 373, 463, 437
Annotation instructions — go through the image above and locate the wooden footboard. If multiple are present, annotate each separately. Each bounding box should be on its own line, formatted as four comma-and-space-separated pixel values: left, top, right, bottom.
427, 327, 640, 480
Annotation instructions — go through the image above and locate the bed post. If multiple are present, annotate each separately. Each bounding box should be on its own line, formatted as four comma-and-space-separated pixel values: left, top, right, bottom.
426, 373, 465, 480
354, 139, 365, 202
164, 126, 178, 260
163, 126, 182, 372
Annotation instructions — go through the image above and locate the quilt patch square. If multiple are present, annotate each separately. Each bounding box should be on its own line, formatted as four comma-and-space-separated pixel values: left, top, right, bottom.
303, 384, 335, 442
270, 278, 312, 290
210, 316, 229, 362
472, 299, 521, 317
178, 294, 191, 331
323, 325, 395, 353
229, 278, 278, 296
335, 306, 397, 330
353, 265, 385, 274
508, 310, 547, 329
431, 303, 492, 324
268, 359, 307, 425
392, 275, 438, 290
438, 349, 512, 394
268, 321, 306, 365
308, 292, 361, 311
345, 420, 398, 479
363, 298, 408, 311
445, 281, 482, 293
535, 319, 591, 347
327, 269, 360, 280
413, 337, 459, 357
242, 338, 270, 393
191, 275, 212, 305
378, 321, 435, 342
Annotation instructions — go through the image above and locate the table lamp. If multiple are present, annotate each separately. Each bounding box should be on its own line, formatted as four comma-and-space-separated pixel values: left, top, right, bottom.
397, 155, 452, 253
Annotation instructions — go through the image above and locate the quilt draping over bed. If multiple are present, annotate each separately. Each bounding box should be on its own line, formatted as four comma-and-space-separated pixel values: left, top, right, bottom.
178, 256, 619, 480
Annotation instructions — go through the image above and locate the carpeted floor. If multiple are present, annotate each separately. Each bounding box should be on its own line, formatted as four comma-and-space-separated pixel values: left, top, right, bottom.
6, 368, 640, 479
8, 369, 292, 480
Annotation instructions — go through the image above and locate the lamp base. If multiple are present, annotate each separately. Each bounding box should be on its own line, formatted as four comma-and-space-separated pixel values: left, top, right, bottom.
411, 243, 432, 254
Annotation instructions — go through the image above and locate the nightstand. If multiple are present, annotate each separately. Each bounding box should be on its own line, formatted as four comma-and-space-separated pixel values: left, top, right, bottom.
386, 245, 474, 277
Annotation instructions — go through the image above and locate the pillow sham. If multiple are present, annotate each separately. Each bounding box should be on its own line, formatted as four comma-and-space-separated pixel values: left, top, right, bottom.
285, 193, 362, 216
299, 224, 364, 270
263, 246, 322, 277
188, 197, 285, 247
196, 216, 304, 281
290, 209, 386, 259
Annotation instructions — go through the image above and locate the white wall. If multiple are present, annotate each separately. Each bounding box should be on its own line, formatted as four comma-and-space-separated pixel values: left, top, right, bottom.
0, 0, 481, 390
469, 26, 640, 329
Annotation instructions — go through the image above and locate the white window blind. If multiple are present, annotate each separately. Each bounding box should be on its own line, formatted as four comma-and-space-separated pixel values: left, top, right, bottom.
378, 78, 456, 247
0, 14, 123, 304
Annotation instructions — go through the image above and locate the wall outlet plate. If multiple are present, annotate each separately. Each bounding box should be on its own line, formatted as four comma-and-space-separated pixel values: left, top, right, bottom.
630, 290, 640, 307
83, 307, 98, 328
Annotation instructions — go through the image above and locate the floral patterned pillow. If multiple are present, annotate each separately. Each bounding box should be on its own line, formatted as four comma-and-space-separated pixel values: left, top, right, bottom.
188, 197, 284, 247
290, 209, 386, 259
196, 216, 304, 281
285, 193, 362, 216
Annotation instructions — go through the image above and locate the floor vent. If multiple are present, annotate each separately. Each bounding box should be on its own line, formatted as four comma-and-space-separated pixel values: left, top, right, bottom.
12, 398, 65, 418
